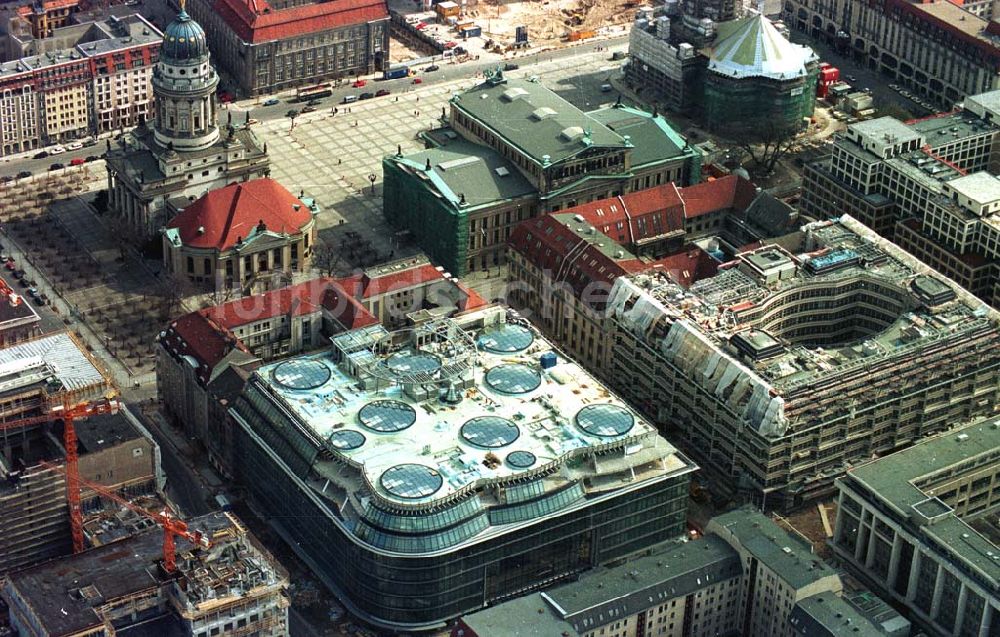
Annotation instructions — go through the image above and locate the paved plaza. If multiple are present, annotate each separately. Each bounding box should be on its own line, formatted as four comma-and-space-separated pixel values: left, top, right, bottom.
257, 45, 627, 284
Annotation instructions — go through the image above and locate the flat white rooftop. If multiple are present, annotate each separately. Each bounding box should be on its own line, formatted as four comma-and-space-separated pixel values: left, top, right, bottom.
255, 311, 680, 505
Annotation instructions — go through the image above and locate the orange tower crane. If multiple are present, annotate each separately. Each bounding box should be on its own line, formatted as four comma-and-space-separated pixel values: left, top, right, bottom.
0, 398, 120, 553
39, 459, 211, 572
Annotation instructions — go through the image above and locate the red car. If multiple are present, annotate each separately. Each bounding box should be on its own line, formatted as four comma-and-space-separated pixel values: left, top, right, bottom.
70, 157, 85, 166
376, 89, 391, 97
412, 77, 422, 84
352, 79, 367, 88
415, 22, 427, 30
5, 260, 15, 270
444, 41, 457, 49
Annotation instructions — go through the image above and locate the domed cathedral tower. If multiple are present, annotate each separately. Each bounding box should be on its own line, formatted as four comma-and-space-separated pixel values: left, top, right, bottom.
104, 0, 269, 242
153, 0, 220, 151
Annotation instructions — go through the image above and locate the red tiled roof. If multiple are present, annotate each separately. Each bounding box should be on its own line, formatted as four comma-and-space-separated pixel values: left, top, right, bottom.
646, 246, 720, 288
205, 277, 378, 331
165, 178, 312, 252
341, 263, 448, 299
213, 0, 389, 44
570, 185, 686, 246
680, 175, 758, 218
160, 312, 246, 385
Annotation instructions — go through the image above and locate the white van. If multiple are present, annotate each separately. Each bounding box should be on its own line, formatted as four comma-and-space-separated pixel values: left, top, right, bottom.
343, 94, 359, 104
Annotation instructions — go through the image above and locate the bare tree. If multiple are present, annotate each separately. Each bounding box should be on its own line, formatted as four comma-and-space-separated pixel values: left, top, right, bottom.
732, 121, 799, 177
104, 213, 140, 261
156, 271, 194, 320
311, 239, 342, 277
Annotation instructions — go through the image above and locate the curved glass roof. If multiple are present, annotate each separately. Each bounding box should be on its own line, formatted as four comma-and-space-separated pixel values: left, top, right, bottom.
272, 359, 331, 390
358, 400, 417, 433
576, 403, 635, 437
506, 450, 537, 469
328, 430, 366, 451
485, 363, 541, 394
477, 323, 534, 353
384, 351, 442, 375
380, 464, 444, 499
460, 416, 520, 448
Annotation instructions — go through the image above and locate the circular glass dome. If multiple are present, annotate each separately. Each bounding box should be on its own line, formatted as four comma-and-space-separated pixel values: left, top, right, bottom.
576, 403, 635, 437
384, 351, 442, 375
485, 364, 541, 395
380, 464, 443, 499
506, 450, 537, 469
272, 359, 332, 390
358, 400, 417, 433
460, 416, 520, 448
328, 430, 366, 451
477, 323, 534, 353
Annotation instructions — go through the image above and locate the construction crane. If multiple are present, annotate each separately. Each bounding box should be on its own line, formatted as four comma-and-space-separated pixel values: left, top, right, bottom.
39, 459, 211, 572
0, 397, 120, 553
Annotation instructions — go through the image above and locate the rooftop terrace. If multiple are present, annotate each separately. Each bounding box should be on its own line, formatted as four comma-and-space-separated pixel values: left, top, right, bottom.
249, 308, 689, 510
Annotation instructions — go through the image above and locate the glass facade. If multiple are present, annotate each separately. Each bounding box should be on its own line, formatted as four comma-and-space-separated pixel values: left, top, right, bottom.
235, 415, 690, 630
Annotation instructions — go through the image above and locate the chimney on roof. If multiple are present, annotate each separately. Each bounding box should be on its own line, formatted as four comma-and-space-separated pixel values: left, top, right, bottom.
459, 193, 466, 205
425, 158, 432, 171
396, 144, 402, 157
197, 226, 205, 235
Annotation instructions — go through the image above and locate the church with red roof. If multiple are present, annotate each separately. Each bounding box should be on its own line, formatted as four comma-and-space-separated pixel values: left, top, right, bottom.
162, 177, 317, 293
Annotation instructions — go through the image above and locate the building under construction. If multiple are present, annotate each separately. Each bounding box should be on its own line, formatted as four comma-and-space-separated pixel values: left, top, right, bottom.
607, 215, 1000, 510
1, 511, 289, 637
0, 332, 160, 574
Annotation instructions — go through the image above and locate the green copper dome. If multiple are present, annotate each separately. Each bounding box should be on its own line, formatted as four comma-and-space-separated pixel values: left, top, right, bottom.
161, 9, 208, 63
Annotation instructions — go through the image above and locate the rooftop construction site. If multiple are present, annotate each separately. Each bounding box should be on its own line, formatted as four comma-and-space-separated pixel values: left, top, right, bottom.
606, 215, 1000, 508
2, 511, 289, 637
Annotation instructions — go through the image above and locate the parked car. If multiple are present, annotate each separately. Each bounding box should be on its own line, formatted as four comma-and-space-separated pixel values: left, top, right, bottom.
454, 46, 466, 55
82, 138, 98, 147
352, 79, 367, 88
412, 77, 422, 84
503, 62, 519, 71
375, 89, 391, 97
85, 155, 99, 162
307, 99, 323, 106
246, 118, 260, 125
38, 292, 49, 305
444, 41, 457, 49
1, 175, 13, 184
49, 162, 64, 171
301, 105, 316, 113
12, 269, 24, 279
70, 158, 85, 166
16, 170, 32, 179
425, 64, 440, 72
0, 254, 8, 262
359, 92, 374, 100
33, 151, 49, 160
4, 261, 15, 271
26, 278, 36, 287
27, 288, 39, 300
262, 97, 280, 106
415, 22, 427, 29
50, 145, 66, 154
66, 141, 84, 151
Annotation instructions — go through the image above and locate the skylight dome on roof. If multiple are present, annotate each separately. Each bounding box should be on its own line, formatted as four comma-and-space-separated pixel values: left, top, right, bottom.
272, 359, 331, 390
506, 450, 537, 469
461, 416, 520, 448
477, 323, 534, 353
380, 463, 444, 499
485, 364, 541, 394
359, 400, 417, 433
576, 403, 635, 437
328, 430, 366, 451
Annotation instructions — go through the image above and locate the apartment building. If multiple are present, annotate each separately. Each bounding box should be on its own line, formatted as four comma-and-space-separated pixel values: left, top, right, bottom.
785, 0, 1000, 107
383, 70, 701, 276
0, 13, 161, 153
187, 0, 389, 97
832, 416, 1000, 637
801, 95, 1000, 308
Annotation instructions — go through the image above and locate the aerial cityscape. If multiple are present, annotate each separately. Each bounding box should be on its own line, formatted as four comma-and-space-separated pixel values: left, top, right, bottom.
0, 0, 997, 634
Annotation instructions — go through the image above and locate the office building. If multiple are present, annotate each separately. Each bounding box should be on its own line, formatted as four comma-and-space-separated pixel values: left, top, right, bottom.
605, 216, 1000, 509
506, 174, 798, 376
801, 96, 1000, 308
703, 13, 819, 135
0, 12, 161, 155
229, 306, 697, 631
187, 0, 390, 97
104, 4, 269, 239
455, 507, 906, 637
162, 177, 318, 293
626, 7, 706, 114
0, 332, 160, 574
383, 70, 701, 276
2, 511, 289, 637
783, 0, 1000, 107
157, 257, 487, 477
832, 416, 1000, 637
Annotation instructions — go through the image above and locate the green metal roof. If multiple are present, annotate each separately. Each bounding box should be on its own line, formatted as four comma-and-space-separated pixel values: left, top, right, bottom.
587, 105, 694, 169
459, 592, 576, 636
387, 139, 536, 211
452, 74, 626, 165
709, 14, 816, 81
790, 594, 888, 636
709, 507, 838, 590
